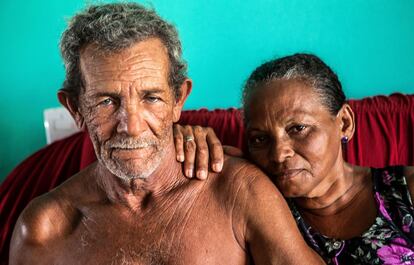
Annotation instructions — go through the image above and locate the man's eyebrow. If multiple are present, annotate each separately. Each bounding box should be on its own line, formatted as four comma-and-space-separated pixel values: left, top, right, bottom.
140, 89, 165, 94
86, 89, 166, 98
87, 91, 120, 98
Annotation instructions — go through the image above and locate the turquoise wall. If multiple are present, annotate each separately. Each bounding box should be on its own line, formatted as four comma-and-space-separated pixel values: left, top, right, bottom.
1, 0, 413, 181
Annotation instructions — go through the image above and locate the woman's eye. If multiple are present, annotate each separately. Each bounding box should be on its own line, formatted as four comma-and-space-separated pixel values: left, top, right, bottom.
289, 124, 307, 134
249, 135, 268, 145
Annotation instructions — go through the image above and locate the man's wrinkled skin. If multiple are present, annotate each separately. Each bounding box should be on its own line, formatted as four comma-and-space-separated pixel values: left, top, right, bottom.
9, 39, 324, 265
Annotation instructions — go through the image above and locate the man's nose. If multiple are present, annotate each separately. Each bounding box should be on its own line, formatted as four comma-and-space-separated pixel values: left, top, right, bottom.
269, 138, 294, 164
116, 104, 145, 136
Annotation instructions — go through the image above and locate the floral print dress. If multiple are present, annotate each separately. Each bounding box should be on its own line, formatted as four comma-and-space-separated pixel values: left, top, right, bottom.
289, 166, 414, 265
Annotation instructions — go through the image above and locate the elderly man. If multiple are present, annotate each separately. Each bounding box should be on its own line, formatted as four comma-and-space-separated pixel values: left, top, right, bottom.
10, 3, 323, 265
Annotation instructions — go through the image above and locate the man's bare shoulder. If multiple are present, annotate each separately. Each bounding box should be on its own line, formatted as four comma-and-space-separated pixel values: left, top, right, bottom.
9, 168, 94, 263
9, 188, 80, 264
12, 165, 94, 242
215, 156, 299, 236
211, 154, 279, 197
219, 154, 263, 179
12, 190, 79, 245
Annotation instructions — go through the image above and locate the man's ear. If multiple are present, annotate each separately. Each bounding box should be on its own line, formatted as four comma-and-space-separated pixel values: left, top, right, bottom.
337, 103, 355, 141
57, 90, 85, 129
173, 79, 192, 122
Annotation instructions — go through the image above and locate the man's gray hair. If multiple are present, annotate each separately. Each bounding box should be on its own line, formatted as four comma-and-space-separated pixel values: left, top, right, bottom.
60, 2, 187, 106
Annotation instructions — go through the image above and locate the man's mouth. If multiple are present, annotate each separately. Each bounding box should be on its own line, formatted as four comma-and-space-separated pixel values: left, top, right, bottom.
113, 146, 147, 150
110, 143, 154, 149
110, 146, 154, 160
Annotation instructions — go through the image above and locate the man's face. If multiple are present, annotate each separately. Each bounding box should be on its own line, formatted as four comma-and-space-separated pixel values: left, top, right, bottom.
77, 38, 183, 181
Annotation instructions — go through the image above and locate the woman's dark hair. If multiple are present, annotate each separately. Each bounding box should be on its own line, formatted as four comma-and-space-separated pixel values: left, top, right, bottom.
242, 53, 346, 123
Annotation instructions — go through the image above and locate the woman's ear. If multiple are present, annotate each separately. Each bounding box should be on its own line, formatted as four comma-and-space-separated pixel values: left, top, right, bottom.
57, 91, 85, 130
337, 103, 355, 141
173, 79, 192, 122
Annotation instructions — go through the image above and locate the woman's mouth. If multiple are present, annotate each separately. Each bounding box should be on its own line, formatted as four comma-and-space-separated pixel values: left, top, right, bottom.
275, 169, 304, 180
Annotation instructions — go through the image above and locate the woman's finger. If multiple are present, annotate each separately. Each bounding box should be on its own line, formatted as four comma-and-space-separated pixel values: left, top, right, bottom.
183, 125, 196, 178
206, 128, 224, 173
173, 124, 185, 162
194, 126, 209, 180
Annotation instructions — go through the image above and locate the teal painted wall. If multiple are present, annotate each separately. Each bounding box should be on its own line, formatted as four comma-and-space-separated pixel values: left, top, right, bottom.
1, 0, 413, 181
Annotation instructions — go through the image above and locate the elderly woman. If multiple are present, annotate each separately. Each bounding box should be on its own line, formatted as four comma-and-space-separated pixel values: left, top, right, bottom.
174, 53, 414, 264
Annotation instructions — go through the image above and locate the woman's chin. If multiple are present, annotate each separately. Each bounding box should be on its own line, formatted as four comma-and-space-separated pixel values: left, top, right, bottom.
275, 173, 314, 198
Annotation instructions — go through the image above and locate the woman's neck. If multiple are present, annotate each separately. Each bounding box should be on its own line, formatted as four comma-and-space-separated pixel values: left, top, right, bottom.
293, 164, 371, 216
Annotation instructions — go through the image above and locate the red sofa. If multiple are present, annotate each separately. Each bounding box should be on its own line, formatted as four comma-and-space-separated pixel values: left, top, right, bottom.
1, 93, 413, 263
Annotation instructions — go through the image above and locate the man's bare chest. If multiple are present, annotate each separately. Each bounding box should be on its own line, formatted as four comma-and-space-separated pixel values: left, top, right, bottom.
53, 200, 246, 265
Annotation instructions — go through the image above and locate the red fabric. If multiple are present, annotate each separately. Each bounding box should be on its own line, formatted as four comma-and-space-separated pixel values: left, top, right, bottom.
179, 108, 246, 149
0, 95, 413, 263
346, 93, 414, 167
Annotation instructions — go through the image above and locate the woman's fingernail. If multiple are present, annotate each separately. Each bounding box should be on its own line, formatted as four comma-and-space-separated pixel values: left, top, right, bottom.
186, 169, 193, 178
212, 163, 223, 172
198, 170, 207, 180
177, 155, 184, 162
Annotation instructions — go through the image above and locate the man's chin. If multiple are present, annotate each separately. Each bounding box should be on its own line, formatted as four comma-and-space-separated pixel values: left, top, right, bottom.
108, 168, 151, 181
107, 158, 160, 181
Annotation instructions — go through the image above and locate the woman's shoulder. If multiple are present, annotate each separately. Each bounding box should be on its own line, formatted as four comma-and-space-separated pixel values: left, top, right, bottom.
371, 165, 407, 185
403, 166, 414, 200
372, 165, 406, 175
370, 165, 414, 207
404, 166, 414, 179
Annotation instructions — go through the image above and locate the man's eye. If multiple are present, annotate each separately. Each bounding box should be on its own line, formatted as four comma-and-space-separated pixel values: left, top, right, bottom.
99, 98, 114, 106
145, 96, 161, 103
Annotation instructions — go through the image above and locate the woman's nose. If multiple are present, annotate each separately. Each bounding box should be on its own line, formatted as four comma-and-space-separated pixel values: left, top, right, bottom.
269, 139, 294, 164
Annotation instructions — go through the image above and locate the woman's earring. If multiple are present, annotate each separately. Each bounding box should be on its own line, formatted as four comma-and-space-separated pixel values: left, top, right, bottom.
341, 136, 349, 144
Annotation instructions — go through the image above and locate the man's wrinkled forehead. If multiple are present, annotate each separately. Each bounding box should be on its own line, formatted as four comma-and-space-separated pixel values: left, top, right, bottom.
79, 38, 170, 87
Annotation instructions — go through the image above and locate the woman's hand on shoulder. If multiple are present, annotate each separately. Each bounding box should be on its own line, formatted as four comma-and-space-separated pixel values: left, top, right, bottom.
173, 124, 244, 180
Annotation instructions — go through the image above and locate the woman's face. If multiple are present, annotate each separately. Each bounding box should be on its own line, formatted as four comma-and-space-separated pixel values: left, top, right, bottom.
246, 79, 345, 198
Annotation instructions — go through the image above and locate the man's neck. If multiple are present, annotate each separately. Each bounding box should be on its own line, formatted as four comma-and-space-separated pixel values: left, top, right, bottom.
94, 145, 186, 212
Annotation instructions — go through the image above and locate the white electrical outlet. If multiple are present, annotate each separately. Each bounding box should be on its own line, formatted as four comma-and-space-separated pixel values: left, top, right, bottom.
43, 107, 81, 144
